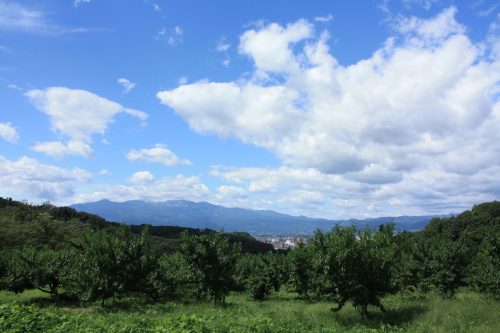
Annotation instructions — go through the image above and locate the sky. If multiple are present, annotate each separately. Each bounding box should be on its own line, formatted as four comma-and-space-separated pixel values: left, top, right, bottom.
0, 0, 499, 219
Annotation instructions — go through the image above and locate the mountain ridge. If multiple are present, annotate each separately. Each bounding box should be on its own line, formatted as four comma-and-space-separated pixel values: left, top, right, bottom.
71, 199, 448, 235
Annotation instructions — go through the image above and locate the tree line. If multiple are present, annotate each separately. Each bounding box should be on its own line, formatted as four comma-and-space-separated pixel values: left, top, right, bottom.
0, 198, 498, 316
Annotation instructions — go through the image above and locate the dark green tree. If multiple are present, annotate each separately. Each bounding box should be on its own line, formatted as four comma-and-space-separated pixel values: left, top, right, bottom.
288, 242, 312, 298
71, 226, 158, 305
425, 236, 468, 298
181, 232, 241, 305
468, 228, 500, 298
145, 252, 188, 300
322, 225, 396, 316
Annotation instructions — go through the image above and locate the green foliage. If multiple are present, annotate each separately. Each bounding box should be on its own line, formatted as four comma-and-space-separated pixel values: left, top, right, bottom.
425, 237, 468, 297
392, 232, 422, 292
16, 247, 74, 299
468, 227, 500, 298
1, 252, 33, 294
181, 232, 241, 304
288, 242, 312, 298
70, 226, 159, 304
146, 252, 188, 300
326, 225, 396, 315
288, 225, 397, 316
0, 304, 66, 332
236, 254, 274, 300
1, 195, 499, 329
1, 290, 500, 332
0, 197, 272, 255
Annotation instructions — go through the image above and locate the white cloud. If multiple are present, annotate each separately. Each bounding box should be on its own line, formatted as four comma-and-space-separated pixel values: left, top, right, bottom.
126, 144, 191, 166
158, 82, 304, 145
99, 168, 111, 176
158, 8, 500, 216
210, 164, 500, 219
178, 76, 188, 85
216, 41, 230, 52
0, 154, 91, 201
0, 122, 19, 143
217, 185, 247, 198
117, 77, 136, 93
394, 6, 465, 42
402, 0, 439, 10
32, 140, 93, 159
7, 83, 22, 91
26, 87, 148, 158
314, 14, 333, 23
73, 174, 209, 203
216, 39, 231, 67
74, 0, 92, 7
129, 171, 154, 184
156, 26, 183, 45
0, 1, 87, 34
239, 19, 313, 74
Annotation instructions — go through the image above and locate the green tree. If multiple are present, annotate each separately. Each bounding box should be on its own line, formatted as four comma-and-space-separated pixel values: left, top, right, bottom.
288, 242, 312, 298
71, 226, 158, 305
235, 253, 282, 300
145, 252, 188, 300
181, 232, 241, 305
468, 228, 500, 298
23, 247, 73, 299
426, 236, 468, 297
323, 225, 396, 316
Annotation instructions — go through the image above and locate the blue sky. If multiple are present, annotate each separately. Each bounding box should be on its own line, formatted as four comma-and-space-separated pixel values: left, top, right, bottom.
0, 0, 499, 219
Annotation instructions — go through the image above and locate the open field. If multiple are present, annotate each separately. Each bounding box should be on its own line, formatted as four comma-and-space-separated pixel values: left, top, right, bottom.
1, 289, 499, 333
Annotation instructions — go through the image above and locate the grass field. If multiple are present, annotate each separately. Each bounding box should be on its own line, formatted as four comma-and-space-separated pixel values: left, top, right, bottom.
1, 289, 499, 332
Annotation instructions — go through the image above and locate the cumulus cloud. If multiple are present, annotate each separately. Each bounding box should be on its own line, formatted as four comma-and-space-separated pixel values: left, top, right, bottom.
26, 87, 148, 158
129, 171, 154, 184
394, 6, 465, 42
0, 122, 19, 143
158, 8, 500, 216
126, 144, 191, 166
73, 174, 209, 203
239, 19, 313, 74
210, 164, 500, 219
117, 78, 136, 93
158, 82, 304, 146
0, 154, 91, 201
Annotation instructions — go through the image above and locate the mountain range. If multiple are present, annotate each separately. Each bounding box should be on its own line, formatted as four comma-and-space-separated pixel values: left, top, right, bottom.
71, 199, 447, 235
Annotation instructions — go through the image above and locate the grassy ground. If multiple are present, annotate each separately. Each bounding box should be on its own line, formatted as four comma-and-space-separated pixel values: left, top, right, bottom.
0, 289, 499, 332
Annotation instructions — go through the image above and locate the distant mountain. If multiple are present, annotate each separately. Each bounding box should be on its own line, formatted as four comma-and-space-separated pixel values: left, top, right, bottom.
71, 199, 446, 235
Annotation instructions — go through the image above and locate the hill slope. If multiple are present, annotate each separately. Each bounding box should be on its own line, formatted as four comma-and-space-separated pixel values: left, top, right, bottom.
0, 197, 272, 254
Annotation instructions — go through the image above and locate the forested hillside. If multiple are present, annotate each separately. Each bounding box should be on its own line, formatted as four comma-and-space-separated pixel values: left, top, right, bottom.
0, 197, 272, 254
